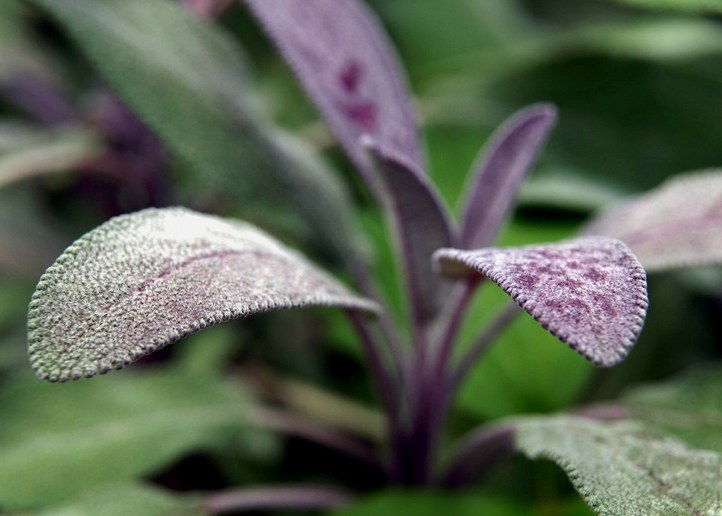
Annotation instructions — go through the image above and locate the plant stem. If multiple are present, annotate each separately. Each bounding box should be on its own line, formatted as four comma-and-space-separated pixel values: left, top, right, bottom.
204, 485, 354, 514
439, 423, 516, 488
248, 406, 381, 467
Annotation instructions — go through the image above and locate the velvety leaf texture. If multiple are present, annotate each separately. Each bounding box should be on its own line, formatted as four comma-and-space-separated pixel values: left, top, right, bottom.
28, 207, 377, 382
435, 237, 648, 366
246, 0, 423, 184
515, 415, 722, 515
365, 139, 455, 324
585, 170, 722, 271
624, 366, 722, 455
460, 104, 557, 249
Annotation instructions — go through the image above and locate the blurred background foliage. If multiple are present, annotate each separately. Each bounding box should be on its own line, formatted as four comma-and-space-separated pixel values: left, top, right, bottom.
1, 0, 721, 513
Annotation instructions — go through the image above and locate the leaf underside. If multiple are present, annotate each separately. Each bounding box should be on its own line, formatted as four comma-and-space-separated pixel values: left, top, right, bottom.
435, 237, 648, 366
246, 0, 423, 184
460, 103, 557, 249
27, 208, 377, 382
585, 170, 722, 271
515, 415, 722, 515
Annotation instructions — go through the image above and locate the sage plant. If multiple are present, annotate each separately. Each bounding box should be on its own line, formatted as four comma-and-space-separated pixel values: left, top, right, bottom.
25, 0, 722, 512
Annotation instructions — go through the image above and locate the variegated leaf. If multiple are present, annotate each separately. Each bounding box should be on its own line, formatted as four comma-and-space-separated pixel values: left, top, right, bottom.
434, 237, 648, 366
460, 104, 557, 249
585, 170, 722, 271
28, 208, 378, 382
246, 0, 423, 184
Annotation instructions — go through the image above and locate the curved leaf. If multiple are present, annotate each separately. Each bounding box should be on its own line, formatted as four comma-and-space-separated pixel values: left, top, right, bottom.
460, 104, 557, 249
365, 139, 455, 324
246, 0, 423, 185
586, 170, 722, 272
434, 237, 648, 366
28, 207, 378, 382
516, 415, 722, 515
32, 0, 364, 265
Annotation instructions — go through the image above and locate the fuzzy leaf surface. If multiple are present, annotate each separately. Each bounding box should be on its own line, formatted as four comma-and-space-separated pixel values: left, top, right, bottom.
246, 0, 423, 184
624, 365, 722, 454
585, 170, 722, 272
515, 415, 722, 515
365, 139, 455, 324
32, 0, 364, 264
460, 104, 557, 249
28, 207, 377, 382
435, 237, 648, 366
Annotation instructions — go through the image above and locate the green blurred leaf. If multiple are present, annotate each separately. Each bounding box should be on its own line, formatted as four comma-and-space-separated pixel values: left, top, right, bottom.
602, 0, 722, 14
0, 126, 100, 189
31, 0, 366, 265
516, 415, 722, 514
34, 482, 199, 516
332, 490, 526, 516
624, 365, 722, 454
0, 366, 254, 509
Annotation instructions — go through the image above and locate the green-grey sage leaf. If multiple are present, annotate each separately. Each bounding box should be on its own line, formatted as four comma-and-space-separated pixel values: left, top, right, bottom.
624, 365, 722, 455
585, 170, 722, 272
434, 237, 648, 366
515, 415, 722, 515
27, 207, 378, 382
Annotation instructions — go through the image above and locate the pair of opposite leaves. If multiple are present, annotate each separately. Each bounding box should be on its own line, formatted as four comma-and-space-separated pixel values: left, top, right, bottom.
27, 0, 656, 382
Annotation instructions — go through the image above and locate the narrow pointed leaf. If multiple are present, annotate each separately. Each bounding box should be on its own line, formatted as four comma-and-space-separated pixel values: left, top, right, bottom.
246, 0, 423, 184
435, 237, 648, 366
365, 139, 455, 324
585, 170, 722, 272
460, 104, 557, 249
32, 0, 365, 265
28, 207, 378, 382
624, 366, 722, 454
515, 415, 722, 514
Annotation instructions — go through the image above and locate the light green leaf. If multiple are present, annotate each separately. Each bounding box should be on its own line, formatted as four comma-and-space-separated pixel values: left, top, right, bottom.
516, 415, 722, 515
0, 126, 100, 189
0, 366, 254, 509
601, 0, 722, 14
28, 207, 377, 382
31, 0, 365, 264
624, 365, 722, 454
34, 482, 199, 516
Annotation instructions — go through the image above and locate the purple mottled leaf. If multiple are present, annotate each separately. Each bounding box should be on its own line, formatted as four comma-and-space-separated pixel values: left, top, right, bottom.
460, 104, 557, 249
364, 138, 456, 325
246, 0, 422, 185
585, 170, 722, 271
27, 208, 378, 382
434, 237, 648, 366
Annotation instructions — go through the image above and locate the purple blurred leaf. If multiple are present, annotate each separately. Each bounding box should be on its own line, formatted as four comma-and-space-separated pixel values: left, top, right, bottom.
585, 170, 722, 271
364, 138, 456, 325
28, 207, 378, 382
435, 237, 648, 366
246, 0, 423, 185
460, 104, 557, 249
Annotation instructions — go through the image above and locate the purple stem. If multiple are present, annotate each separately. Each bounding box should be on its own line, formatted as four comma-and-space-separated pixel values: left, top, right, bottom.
2, 74, 76, 126
439, 424, 516, 488
249, 406, 381, 467
204, 485, 354, 514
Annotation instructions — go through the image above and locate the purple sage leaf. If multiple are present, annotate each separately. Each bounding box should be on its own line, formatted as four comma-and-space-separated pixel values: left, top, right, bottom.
245, 0, 423, 185
27, 207, 378, 382
460, 104, 557, 249
585, 170, 722, 271
364, 138, 456, 325
434, 237, 648, 366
